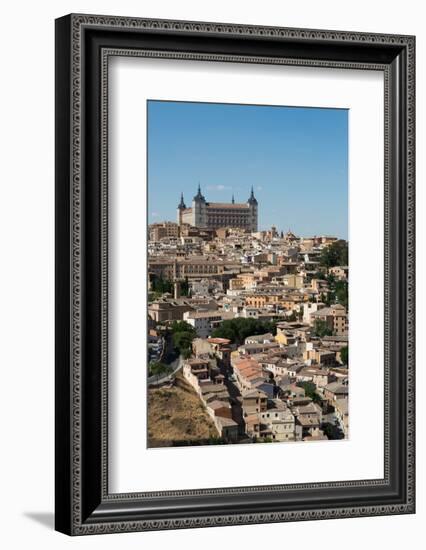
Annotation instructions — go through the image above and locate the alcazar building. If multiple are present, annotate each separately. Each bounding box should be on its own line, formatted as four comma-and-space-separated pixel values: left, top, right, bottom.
177, 185, 258, 232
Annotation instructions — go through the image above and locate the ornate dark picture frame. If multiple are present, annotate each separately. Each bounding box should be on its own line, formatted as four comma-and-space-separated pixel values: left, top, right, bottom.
55, 14, 415, 535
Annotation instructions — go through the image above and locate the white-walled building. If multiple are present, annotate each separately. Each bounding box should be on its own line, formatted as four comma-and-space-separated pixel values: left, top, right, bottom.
183, 310, 223, 338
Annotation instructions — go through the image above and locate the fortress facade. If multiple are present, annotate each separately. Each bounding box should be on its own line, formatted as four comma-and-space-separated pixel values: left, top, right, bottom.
177, 185, 258, 232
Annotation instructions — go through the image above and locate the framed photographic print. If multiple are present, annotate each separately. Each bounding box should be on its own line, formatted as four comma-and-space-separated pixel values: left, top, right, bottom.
55, 14, 415, 535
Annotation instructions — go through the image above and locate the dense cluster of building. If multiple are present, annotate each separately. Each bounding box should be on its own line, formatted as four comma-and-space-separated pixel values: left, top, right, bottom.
181, 329, 348, 443
148, 189, 349, 444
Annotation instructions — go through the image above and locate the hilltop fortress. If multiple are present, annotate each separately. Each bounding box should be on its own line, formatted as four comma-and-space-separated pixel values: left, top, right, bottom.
177, 185, 258, 232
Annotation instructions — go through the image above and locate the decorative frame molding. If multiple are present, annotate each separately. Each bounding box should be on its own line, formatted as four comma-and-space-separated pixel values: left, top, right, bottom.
55, 14, 415, 535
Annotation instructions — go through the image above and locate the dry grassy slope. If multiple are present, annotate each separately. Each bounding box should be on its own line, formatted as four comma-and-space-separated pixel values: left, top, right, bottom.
147, 374, 218, 447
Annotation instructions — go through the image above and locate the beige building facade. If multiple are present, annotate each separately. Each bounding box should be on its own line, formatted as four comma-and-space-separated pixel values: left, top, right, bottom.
177, 185, 258, 231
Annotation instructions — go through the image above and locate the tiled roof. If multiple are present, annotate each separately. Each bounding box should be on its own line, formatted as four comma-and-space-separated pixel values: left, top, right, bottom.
207, 337, 231, 344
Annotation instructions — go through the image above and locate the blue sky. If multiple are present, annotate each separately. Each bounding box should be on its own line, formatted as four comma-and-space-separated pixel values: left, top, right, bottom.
147, 100, 348, 238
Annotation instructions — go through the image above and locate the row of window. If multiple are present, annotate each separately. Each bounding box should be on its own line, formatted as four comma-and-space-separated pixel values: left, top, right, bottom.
179, 266, 221, 274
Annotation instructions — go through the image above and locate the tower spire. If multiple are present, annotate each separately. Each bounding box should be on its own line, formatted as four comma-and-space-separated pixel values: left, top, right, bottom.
248, 186, 258, 205
178, 192, 186, 209
232, 193, 235, 204
194, 182, 205, 201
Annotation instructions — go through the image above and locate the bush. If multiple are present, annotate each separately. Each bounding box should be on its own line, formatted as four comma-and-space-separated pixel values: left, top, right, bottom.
340, 346, 349, 365
149, 362, 172, 377
150, 275, 173, 295
320, 240, 348, 268
312, 319, 332, 338
171, 320, 196, 336
296, 381, 322, 404
211, 318, 276, 345
170, 321, 196, 357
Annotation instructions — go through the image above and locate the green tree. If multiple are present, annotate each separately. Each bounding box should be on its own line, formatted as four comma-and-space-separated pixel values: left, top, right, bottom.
172, 330, 195, 357
321, 422, 344, 440
312, 319, 332, 338
296, 381, 322, 405
326, 273, 336, 287
180, 277, 190, 297
149, 362, 172, 377
211, 318, 277, 346
170, 320, 196, 357
320, 240, 349, 269
324, 291, 335, 307
150, 275, 173, 295
335, 280, 349, 309
171, 320, 196, 336
320, 273, 349, 309
181, 347, 192, 359
340, 346, 349, 365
